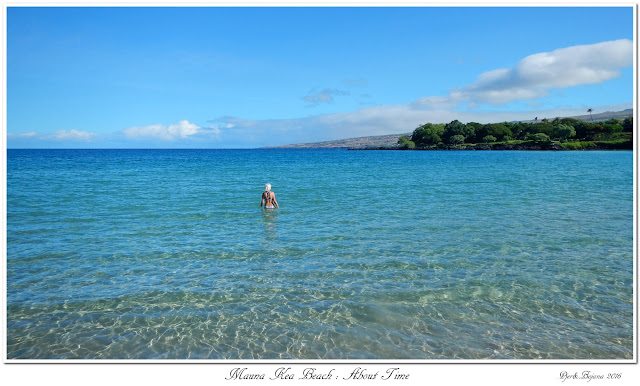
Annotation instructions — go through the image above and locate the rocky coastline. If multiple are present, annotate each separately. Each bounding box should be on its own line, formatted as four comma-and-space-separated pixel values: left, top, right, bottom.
350, 140, 632, 151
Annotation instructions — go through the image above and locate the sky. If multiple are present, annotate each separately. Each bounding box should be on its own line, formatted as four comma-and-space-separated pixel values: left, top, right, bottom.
5, 5, 635, 148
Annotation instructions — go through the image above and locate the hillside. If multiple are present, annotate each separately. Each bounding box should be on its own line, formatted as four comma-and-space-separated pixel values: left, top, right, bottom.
519, 109, 633, 123
265, 133, 410, 149
268, 109, 633, 149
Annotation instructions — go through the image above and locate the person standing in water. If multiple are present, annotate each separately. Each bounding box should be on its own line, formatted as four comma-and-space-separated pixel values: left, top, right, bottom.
261, 183, 279, 209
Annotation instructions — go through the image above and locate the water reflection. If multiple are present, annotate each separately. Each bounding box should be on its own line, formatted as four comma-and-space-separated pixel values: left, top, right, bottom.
261, 208, 278, 238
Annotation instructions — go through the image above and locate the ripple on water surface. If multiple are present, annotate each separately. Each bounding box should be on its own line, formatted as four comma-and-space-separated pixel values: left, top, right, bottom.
7, 150, 633, 359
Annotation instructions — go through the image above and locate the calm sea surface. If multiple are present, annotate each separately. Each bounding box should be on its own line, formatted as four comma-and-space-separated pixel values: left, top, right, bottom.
6, 149, 634, 359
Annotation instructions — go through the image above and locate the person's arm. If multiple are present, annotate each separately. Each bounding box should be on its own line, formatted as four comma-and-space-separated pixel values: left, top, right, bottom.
273, 193, 279, 208
260, 192, 264, 207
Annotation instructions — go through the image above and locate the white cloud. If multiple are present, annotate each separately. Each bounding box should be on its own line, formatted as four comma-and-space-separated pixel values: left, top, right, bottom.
514, 39, 631, 88
303, 88, 350, 105
343, 78, 368, 87
49, 129, 97, 142
7, 131, 38, 137
446, 39, 632, 106
123, 120, 209, 140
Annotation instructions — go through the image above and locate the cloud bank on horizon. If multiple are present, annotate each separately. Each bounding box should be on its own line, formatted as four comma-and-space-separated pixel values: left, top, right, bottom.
415, 39, 633, 108
8, 39, 634, 148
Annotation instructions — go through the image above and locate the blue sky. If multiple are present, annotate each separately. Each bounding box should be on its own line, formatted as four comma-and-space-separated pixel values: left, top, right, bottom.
6, 6, 634, 148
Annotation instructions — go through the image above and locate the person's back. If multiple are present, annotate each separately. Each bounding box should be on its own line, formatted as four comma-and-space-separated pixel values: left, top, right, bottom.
261, 183, 279, 209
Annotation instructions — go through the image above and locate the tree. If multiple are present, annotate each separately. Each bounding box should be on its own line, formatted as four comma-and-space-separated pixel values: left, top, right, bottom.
450, 135, 465, 145
601, 123, 623, 140
475, 123, 512, 142
466, 122, 483, 137
410, 123, 445, 146
531, 122, 554, 137
622, 117, 633, 132
443, 120, 473, 144
397, 135, 415, 149
559, 117, 581, 126
515, 122, 537, 140
511, 122, 528, 139
529, 133, 551, 142
553, 124, 576, 142
587, 108, 594, 122
572, 121, 593, 139
585, 123, 605, 140
482, 135, 497, 143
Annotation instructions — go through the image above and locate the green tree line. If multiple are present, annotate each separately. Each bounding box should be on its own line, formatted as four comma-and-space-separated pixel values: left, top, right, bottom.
397, 116, 633, 149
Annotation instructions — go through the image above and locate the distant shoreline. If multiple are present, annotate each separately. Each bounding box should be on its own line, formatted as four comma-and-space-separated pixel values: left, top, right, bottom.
350, 140, 633, 151
269, 109, 633, 150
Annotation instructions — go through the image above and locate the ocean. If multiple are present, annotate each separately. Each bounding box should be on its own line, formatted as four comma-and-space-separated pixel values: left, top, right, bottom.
6, 149, 634, 359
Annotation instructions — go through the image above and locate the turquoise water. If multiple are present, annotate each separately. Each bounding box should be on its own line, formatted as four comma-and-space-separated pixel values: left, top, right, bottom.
6, 149, 634, 359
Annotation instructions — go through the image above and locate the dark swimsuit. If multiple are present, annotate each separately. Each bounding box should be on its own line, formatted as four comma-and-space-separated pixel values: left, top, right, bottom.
264, 191, 275, 208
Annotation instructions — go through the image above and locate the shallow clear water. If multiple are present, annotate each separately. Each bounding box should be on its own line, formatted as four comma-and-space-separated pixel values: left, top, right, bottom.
6, 149, 633, 359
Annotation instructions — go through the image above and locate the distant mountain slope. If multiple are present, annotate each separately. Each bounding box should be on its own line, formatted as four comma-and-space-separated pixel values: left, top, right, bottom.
265, 133, 411, 149
268, 109, 633, 149
519, 109, 633, 123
